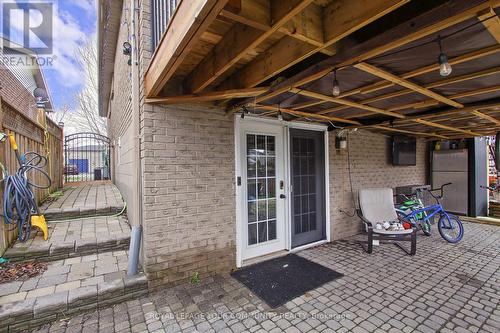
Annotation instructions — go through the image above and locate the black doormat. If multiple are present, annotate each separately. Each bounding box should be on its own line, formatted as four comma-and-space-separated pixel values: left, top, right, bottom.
231, 254, 343, 308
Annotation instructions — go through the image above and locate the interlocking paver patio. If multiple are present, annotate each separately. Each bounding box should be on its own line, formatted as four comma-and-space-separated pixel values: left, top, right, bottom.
40, 182, 124, 219
30, 222, 499, 333
0, 251, 129, 303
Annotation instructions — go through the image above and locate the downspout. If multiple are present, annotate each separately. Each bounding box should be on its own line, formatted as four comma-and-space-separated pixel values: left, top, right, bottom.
127, 0, 143, 276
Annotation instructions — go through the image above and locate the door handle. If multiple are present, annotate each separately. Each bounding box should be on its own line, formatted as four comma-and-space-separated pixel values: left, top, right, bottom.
280, 194, 286, 199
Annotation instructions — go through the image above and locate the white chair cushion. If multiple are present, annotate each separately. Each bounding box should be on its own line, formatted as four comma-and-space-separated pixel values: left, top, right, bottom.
359, 188, 398, 226
373, 228, 413, 235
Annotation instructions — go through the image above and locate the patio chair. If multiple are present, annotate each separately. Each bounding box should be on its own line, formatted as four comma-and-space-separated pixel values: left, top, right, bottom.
357, 188, 416, 255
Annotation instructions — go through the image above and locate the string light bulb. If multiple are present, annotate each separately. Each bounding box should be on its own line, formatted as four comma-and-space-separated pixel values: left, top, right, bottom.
332, 69, 340, 96
437, 36, 452, 77
278, 110, 283, 121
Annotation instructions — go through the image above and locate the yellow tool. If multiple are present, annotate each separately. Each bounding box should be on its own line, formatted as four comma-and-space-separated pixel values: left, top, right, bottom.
31, 215, 48, 240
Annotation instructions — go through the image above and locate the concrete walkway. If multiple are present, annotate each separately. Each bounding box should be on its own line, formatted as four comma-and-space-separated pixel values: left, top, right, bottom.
29, 222, 499, 333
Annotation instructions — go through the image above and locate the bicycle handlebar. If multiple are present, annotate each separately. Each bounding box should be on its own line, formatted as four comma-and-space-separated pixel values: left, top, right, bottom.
427, 182, 452, 200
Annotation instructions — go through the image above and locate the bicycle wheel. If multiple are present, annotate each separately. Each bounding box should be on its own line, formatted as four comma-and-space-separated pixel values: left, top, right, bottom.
396, 210, 414, 226
438, 214, 464, 243
421, 220, 432, 236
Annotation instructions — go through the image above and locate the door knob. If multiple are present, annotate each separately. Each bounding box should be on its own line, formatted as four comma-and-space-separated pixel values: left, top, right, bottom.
280, 194, 286, 199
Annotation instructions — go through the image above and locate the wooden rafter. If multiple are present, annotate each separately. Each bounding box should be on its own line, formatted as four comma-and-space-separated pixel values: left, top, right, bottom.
186, 0, 315, 94
145, 87, 269, 104
250, 1, 500, 105
292, 100, 325, 110
411, 119, 481, 136
219, 0, 409, 91
471, 110, 500, 125
369, 125, 450, 139
315, 58, 500, 115
292, 89, 406, 118
354, 62, 464, 108
252, 104, 362, 125
386, 85, 500, 112
219, 1, 336, 55
144, 0, 229, 97
350, 100, 500, 127
359, 45, 500, 95
478, 5, 500, 43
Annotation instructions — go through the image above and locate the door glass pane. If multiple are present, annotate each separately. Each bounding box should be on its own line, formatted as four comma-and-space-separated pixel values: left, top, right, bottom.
258, 222, 268, 243
258, 200, 267, 221
247, 179, 256, 201
292, 137, 319, 235
268, 199, 276, 219
266, 137, 275, 156
267, 158, 275, 177
248, 224, 257, 245
247, 135, 256, 155
246, 133, 278, 246
248, 202, 257, 223
268, 220, 276, 240
257, 179, 266, 199
247, 158, 256, 178
267, 179, 275, 198
257, 135, 266, 155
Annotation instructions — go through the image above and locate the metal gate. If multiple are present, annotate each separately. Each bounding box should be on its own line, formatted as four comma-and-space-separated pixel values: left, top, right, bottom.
64, 132, 111, 182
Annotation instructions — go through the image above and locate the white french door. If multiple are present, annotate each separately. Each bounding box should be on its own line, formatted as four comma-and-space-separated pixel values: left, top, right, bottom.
237, 120, 287, 261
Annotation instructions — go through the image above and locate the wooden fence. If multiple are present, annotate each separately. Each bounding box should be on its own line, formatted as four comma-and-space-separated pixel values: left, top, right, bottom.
0, 97, 63, 255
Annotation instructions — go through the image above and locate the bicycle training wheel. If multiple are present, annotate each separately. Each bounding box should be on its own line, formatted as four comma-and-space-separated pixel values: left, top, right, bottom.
438, 215, 464, 243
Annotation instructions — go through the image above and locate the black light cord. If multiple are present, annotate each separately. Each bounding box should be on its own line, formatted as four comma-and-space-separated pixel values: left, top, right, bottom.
273, 12, 500, 109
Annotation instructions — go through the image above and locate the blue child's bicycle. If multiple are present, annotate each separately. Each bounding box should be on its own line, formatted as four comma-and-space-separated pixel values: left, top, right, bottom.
397, 183, 464, 243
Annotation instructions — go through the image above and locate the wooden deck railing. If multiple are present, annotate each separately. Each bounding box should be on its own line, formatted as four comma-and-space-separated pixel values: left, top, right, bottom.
0, 98, 63, 255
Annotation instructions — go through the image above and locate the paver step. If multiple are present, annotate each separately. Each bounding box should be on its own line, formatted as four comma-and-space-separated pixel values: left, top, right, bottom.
42, 205, 124, 220
3, 217, 131, 263
40, 183, 125, 220
0, 252, 147, 332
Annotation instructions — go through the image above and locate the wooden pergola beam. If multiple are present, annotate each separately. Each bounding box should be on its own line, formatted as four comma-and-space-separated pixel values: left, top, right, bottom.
220, 0, 408, 91
145, 87, 269, 104
186, 0, 315, 94
250, 1, 500, 105
293, 89, 406, 118
354, 62, 463, 108
144, 0, 229, 97
253, 104, 362, 125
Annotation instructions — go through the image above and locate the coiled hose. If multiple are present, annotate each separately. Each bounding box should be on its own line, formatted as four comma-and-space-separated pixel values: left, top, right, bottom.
3, 152, 52, 242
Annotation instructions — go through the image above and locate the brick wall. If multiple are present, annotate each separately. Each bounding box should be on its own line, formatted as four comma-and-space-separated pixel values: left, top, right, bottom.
329, 130, 428, 240
139, 103, 236, 288
0, 64, 36, 119
107, 0, 138, 226
122, 0, 429, 287
137, 1, 235, 288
